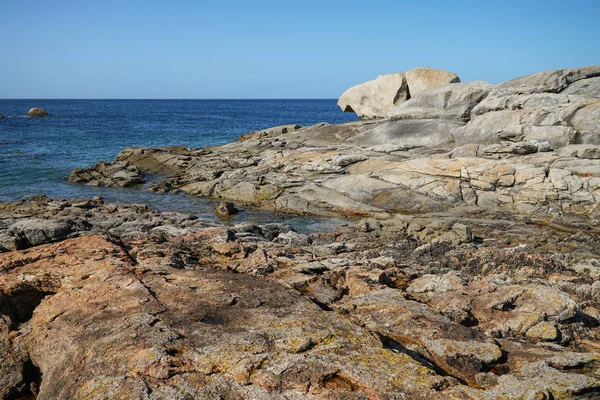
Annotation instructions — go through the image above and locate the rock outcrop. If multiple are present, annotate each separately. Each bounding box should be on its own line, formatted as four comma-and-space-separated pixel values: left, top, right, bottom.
1, 197, 600, 398
405, 67, 461, 96
496, 66, 600, 95
26, 108, 48, 118
19, 64, 599, 398
338, 67, 460, 119
69, 161, 145, 187
337, 72, 409, 119
392, 81, 493, 121
86, 86, 600, 221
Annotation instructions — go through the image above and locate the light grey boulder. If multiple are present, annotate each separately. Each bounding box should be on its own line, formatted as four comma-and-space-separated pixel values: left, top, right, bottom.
482, 141, 543, 156
7, 218, 72, 249
561, 76, 600, 97
568, 101, 600, 144
471, 92, 588, 117
337, 73, 408, 119
354, 119, 464, 148
337, 67, 461, 119
496, 66, 600, 94
556, 144, 600, 159
391, 81, 492, 122
404, 67, 460, 96
479, 361, 600, 399
452, 108, 576, 149
321, 174, 397, 203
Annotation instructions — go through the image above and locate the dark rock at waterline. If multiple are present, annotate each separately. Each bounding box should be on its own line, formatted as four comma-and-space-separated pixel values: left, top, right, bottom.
216, 201, 238, 216
27, 108, 49, 118
69, 161, 145, 187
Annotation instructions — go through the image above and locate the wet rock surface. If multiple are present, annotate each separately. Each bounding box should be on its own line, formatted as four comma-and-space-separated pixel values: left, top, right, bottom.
216, 201, 238, 217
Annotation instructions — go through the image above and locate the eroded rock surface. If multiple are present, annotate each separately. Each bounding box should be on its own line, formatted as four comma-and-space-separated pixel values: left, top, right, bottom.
1, 198, 600, 399
338, 67, 460, 119
69, 161, 145, 187
10, 65, 600, 398
70, 66, 600, 224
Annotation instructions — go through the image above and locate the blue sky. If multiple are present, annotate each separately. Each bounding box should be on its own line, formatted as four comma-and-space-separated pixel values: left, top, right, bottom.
1, 0, 599, 99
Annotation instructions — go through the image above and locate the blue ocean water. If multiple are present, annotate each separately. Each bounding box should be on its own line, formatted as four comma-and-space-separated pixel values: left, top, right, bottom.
0, 99, 357, 230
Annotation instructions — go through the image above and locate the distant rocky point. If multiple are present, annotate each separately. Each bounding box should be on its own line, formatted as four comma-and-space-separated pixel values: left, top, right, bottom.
27, 107, 48, 117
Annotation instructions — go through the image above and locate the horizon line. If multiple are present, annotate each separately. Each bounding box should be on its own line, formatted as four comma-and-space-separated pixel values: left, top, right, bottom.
0, 98, 340, 101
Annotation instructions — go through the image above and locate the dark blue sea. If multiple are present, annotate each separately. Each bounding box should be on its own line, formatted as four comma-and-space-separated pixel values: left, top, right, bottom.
0, 100, 357, 230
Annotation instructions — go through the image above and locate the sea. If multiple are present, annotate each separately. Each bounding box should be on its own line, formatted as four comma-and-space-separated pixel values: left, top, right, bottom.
0, 99, 358, 231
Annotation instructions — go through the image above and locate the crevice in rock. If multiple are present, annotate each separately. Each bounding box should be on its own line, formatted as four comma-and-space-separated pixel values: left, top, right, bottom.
106, 235, 138, 265
321, 371, 360, 392
307, 297, 334, 312
107, 236, 168, 313
3, 282, 59, 325
7, 358, 42, 400
374, 332, 466, 383
488, 350, 510, 376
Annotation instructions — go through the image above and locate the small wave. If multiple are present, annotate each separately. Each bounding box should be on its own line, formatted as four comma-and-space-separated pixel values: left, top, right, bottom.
0, 152, 45, 159
203, 114, 234, 120
0, 139, 26, 145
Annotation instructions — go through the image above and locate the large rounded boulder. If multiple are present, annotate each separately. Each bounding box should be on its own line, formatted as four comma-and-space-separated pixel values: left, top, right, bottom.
27, 108, 49, 118
404, 67, 461, 96
337, 73, 409, 119
338, 67, 460, 119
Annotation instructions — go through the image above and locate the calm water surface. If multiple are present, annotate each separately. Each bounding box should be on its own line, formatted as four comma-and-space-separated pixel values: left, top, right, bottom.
0, 100, 357, 231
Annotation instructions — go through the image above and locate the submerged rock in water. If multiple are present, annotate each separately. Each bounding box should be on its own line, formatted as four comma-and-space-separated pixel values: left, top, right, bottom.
216, 201, 238, 216
26, 107, 48, 117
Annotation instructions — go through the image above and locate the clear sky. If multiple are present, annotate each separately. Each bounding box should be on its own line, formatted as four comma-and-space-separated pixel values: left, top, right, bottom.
2, 0, 599, 99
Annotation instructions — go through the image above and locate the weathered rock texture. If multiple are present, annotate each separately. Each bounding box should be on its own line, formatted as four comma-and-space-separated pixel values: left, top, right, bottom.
2, 197, 600, 399
69, 161, 145, 187
338, 67, 460, 119
7, 65, 600, 399
337, 72, 409, 119
69, 66, 600, 224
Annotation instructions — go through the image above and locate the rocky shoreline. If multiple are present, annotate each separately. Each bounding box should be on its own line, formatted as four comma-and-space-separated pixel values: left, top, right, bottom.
2, 66, 600, 399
